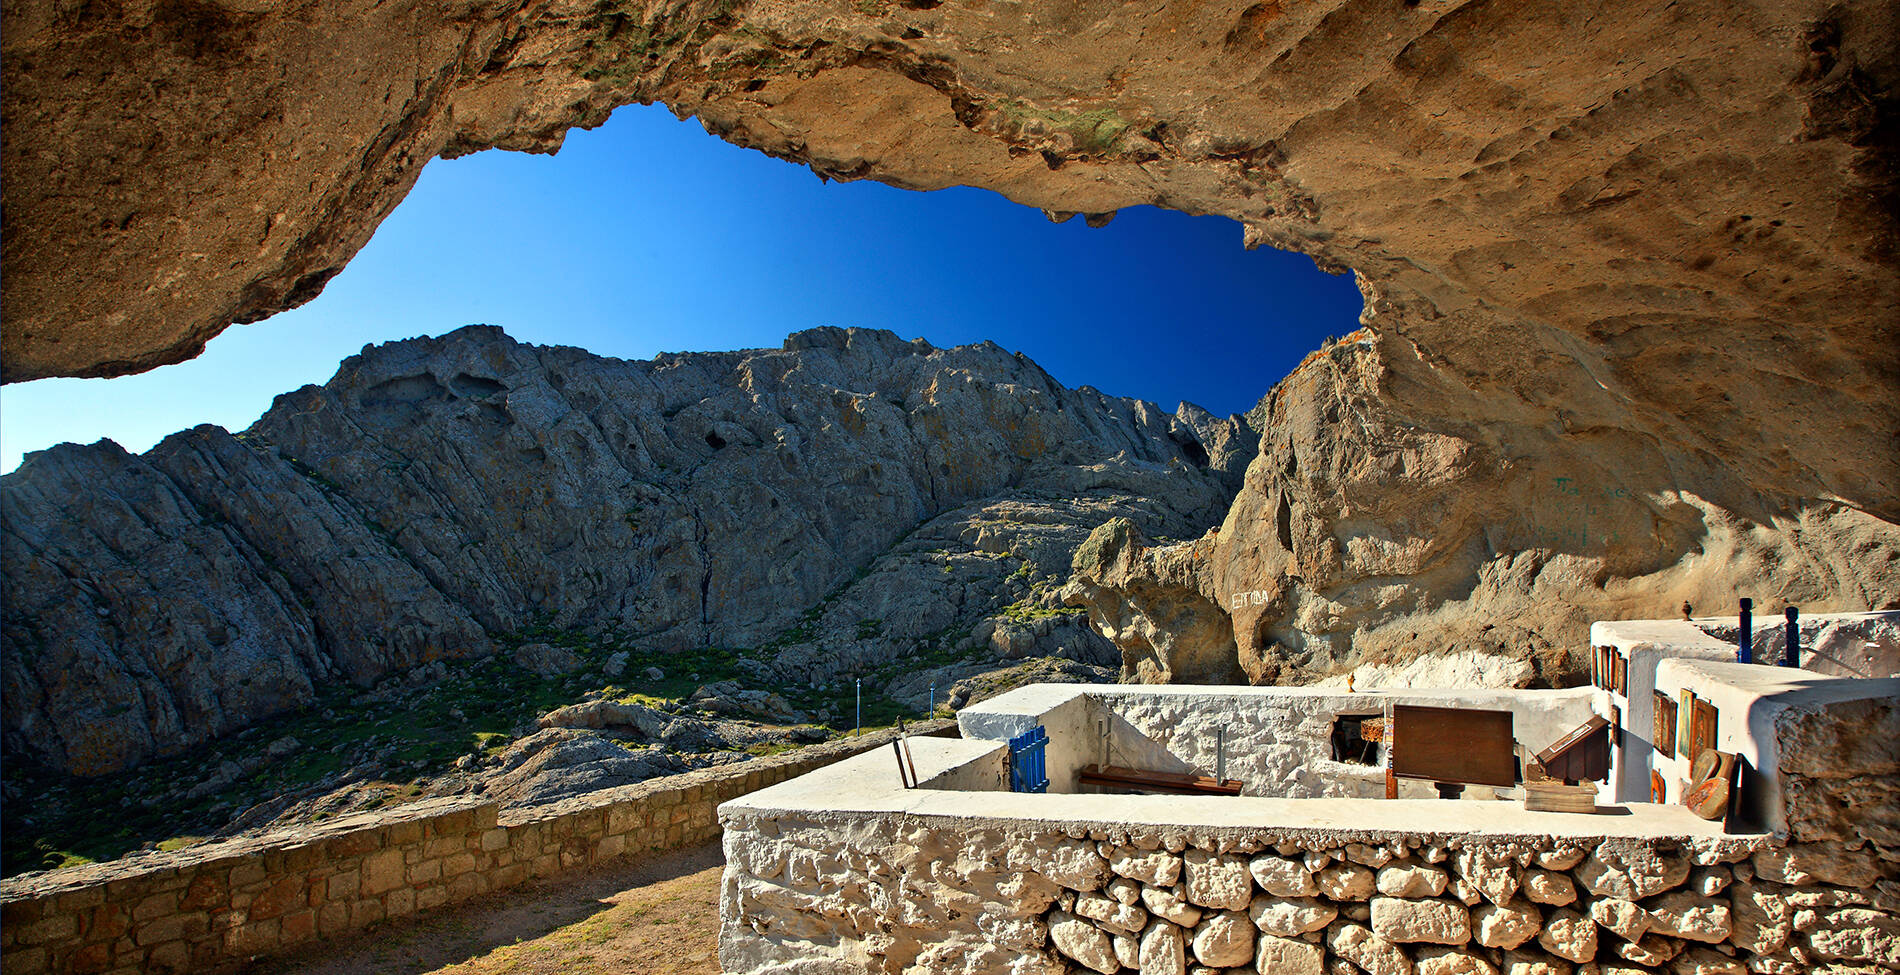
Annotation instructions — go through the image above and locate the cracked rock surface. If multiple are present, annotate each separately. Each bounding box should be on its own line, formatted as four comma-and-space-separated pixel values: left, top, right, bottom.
2, 325, 1240, 776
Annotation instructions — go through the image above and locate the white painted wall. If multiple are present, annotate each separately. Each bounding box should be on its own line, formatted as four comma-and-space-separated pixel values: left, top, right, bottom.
1652, 660, 1900, 835
1591, 612, 1900, 802
960, 685, 1601, 798
1590, 619, 1737, 802
957, 684, 1099, 793
916, 742, 1009, 791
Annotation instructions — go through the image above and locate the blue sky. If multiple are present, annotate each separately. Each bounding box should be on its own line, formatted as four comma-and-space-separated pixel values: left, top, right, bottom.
0, 104, 1363, 474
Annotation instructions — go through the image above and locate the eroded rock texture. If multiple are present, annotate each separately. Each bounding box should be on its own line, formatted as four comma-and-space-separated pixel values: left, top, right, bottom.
1072, 323, 1900, 686
2, 326, 1242, 775
2, 1, 1896, 691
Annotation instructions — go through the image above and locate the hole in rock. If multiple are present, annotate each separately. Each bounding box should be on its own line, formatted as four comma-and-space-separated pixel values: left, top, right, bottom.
1, 104, 1363, 473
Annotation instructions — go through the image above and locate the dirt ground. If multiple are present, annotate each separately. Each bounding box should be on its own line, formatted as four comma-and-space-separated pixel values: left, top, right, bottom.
249, 843, 726, 975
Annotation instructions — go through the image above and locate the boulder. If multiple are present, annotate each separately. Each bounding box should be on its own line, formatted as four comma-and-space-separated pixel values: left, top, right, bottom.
1521, 869, 1576, 906
1644, 891, 1732, 944
1576, 844, 1691, 900
1139, 920, 1186, 975
1536, 908, 1598, 964
1253, 933, 1324, 975
1141, 886, 1204, 928
1190, 910, 1254, 967
1048, 911, 1119, 973
1415, 946, 1499, 975
1249, 853, 1318, 898
1328, 922, 1415, 975
1317, 862, 1377, 901
1075, 891, 1148, 936
1249, 895, 1336, 937
512, 642, 582, 675
1379, 863, 1450, 899
1613, 933, 1685, 966
1472, 899, 1543, 950
1586, 898, 1650, 941
1186, 851, 1254, 910
1669, 947, 1746, 975
1371, 897, 1472, 945
1111, 849, 1183, 887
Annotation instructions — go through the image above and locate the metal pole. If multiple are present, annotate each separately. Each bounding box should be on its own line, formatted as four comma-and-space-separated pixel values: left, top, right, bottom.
1783, 607, 1800, 668
855, 678, 862, 736
1216, 726, 1226, 784
1738, 597, 1753, 664
929, 682, 936, 718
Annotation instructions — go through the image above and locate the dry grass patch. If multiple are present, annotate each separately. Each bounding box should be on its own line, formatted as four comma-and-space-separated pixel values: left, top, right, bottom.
252, 843, 724, 975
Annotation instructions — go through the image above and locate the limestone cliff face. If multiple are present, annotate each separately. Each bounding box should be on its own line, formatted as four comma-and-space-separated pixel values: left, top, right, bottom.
7, 3, 1896, 504
3, 0, 1896, 701
1071, 319, 1900, 687
1, 326, 1244, 775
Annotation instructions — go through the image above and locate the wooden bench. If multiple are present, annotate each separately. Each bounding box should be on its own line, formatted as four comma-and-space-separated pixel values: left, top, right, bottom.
1077, 764, 1243, 796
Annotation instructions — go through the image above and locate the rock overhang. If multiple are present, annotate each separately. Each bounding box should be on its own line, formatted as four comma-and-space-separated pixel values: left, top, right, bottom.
4, 0, 1894, 464
3, 0, 1897, 733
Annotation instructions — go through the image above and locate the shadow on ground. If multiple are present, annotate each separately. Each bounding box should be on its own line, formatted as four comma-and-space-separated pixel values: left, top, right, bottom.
246, 842, 726, 975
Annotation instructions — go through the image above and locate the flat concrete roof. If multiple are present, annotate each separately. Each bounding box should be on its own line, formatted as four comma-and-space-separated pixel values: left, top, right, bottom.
1657, 659, 1900, 705
962, 682, 1595, 717
1590, 619, 1735, 655
722, 738, 1754, 845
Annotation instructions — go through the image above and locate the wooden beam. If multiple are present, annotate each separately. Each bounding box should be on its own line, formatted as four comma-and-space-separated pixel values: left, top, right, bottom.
1077, 764, 1243, 796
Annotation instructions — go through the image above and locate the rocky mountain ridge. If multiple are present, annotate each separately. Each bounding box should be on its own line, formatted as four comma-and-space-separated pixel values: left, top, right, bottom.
2, 325, 1250, 778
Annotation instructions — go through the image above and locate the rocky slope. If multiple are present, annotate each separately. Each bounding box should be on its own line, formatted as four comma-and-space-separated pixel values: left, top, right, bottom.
1067, 323, 1900, 687
4, 0, 1897, 790
2, 325, 1249, 779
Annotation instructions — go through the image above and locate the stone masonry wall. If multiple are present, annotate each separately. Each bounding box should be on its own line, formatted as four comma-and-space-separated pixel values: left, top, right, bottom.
1775, 695, 1900, 851
719, 810, 1900, 975
0, 721, 951, 975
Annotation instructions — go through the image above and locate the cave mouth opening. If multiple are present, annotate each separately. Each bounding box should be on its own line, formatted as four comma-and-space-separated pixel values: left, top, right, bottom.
0, 103, 1364, 475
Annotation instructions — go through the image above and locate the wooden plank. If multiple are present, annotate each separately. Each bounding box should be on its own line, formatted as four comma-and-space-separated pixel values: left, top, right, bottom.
1391, 705, 1516, 787
1678, 690, 1698, 757
1077, 765, 1243, 796
1653, 691, 1678, 760
1524, 780, 1598, 813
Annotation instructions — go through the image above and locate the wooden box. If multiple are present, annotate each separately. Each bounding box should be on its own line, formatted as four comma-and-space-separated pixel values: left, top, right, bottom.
1524, 780, 1599, 813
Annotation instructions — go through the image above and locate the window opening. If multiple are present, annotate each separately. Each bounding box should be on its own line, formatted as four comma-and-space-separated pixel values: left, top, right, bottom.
1330, 713, 1383, 765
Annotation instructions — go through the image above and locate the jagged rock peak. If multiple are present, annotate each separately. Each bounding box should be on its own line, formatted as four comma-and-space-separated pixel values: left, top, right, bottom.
2, 325, 1254, 777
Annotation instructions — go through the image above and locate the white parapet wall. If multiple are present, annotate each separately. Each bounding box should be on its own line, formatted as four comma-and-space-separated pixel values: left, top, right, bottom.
1592, 610, 1899, 804
720, 680, 1900, 975
718, 733, 1900, 975
958, 683, 1606, 799
1652, 660, 1900, 841
1589, 619, 1739, 803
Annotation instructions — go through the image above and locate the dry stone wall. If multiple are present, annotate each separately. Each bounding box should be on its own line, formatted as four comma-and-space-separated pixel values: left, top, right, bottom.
0, 722, 948, 975
719, 810, 1899, 975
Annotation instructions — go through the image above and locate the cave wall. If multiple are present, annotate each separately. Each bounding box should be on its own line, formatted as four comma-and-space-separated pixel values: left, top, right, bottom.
4, 0, 1897, 680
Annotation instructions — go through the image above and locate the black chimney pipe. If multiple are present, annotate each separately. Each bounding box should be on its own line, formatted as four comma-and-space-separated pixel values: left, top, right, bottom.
1738, 598, 1753, 664
1783, 606, 1800, 668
